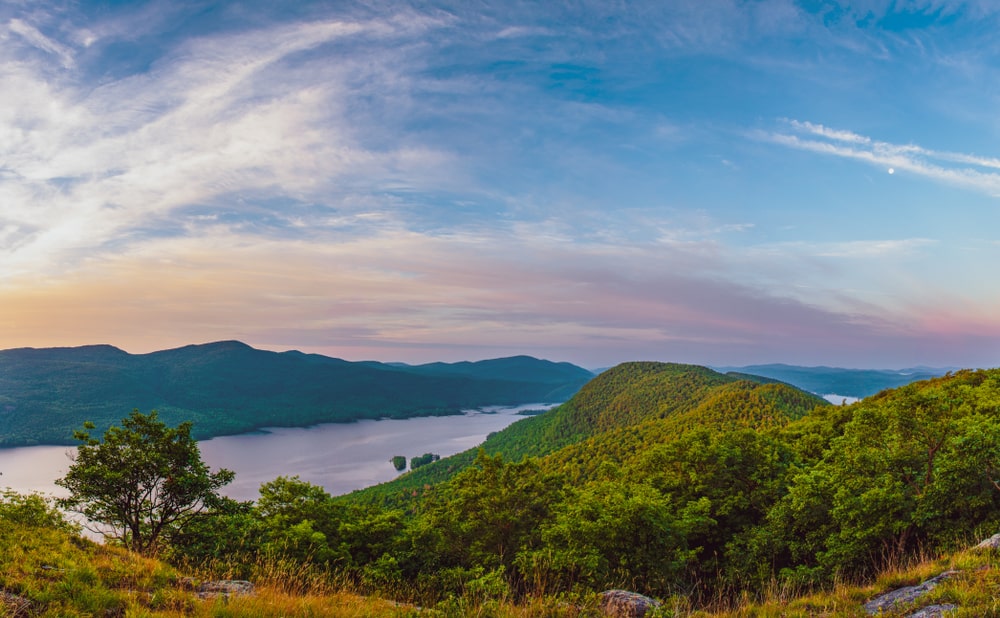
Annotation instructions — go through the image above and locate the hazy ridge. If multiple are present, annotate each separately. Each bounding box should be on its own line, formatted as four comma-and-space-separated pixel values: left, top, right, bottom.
0, 341, 593, 447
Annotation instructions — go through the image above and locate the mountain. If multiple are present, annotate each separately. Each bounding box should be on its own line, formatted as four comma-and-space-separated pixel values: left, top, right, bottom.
330, 364, 1000, 604
348, 361, 828, 502
714, 363, 950, 398
0, 341, 593, 447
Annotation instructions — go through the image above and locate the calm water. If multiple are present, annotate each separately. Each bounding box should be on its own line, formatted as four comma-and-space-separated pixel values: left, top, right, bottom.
0, 403, 553, 502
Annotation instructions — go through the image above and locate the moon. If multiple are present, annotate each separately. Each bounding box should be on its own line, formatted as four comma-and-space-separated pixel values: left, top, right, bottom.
888, 168, 895, 174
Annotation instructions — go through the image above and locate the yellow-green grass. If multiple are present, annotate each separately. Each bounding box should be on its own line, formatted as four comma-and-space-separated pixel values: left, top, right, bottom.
5, 515, 1000, 617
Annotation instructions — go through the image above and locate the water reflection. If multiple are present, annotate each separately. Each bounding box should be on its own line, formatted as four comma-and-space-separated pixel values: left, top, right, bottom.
0, 403, 553, 502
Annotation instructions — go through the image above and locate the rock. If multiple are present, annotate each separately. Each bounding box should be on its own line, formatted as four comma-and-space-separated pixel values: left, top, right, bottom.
974, 533, 1000, 550
863, 571, 960, 615
196, 580, 255, 599
176, 576, 198, 590
906, 604, 958, 618
0, 590, 34, 617
599, 589, 661, 617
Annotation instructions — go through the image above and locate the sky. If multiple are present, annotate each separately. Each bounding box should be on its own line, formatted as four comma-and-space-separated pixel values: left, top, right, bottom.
1, 0, 999, 370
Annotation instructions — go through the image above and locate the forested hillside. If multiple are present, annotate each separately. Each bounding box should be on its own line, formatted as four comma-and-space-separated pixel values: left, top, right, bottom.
5, 362, 1000, 616
0, 341, 593, 447
182, 363, 996, 608
348, 362, 827, 500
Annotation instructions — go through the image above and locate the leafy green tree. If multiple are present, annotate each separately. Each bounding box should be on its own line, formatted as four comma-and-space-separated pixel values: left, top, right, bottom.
390, 455, 407, 471
412, 451, 562, 575
762, 372, 1000, 583
524, 480, 709, 594
411, 453, 440, 469
255, 475, 346, 564
0, 490, 75, 531
56, 410, 234, 555
162, 496, 261, 571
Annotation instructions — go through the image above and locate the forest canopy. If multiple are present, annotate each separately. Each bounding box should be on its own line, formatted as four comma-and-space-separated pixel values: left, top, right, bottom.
22, 363, 1000, 610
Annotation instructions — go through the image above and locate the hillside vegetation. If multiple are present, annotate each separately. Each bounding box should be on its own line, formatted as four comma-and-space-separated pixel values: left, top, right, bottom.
347, 362, 825, 502
5, 361, 1000, 616
0, 341, 593, 447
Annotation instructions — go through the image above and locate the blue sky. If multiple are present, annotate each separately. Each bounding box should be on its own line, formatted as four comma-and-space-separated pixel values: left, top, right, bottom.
1, 0, 999, 369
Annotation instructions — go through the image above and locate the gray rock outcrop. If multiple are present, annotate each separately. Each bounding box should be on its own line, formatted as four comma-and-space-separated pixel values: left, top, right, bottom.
974, 532, 1000, 550
863, 570, 959, 615
599, 589, 661, 617
196, 579, 255, 600
905, 604, 958, 618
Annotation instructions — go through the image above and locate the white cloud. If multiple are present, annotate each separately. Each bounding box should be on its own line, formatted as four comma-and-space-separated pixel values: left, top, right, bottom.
0, 14, 462, 278
765, 120, 1000, 196
8, 18, 75, 68
786, 120, 871, 145
495, 25, 552, 39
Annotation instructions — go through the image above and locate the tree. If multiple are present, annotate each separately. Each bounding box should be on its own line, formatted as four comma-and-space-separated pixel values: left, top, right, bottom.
410, 453, 440, 469
56, 410, 234, 555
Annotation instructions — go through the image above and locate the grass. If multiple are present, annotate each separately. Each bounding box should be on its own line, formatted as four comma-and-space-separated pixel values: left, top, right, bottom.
4, 509, 1000, 617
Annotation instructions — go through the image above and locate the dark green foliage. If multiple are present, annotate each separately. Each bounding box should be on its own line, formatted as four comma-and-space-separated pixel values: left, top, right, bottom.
757, 370, 1000, 583
59, 361, 988, 610
410, 453, 440, 469
0, 341, 592, 447
0, 489, 75, 531
56, 410, 234, 555
412, 452, 562, 574
390, 455, 407, 471
345, 362, 825, 507
523, 480, 709, 593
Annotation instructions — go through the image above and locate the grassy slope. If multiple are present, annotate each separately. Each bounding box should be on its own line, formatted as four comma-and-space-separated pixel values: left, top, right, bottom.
688, 544, 1000, 617
0, 517, 423, 617
6, 514, 1000, 617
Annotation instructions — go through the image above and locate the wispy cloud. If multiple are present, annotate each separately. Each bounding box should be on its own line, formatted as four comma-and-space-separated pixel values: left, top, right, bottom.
1, 2, 998, 369
0, 13, 462, 278
765, 119, 1000, 195
7, 18, 76, 68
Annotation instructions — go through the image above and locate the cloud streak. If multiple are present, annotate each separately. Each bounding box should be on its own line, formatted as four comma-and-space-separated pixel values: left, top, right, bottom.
1, 2, 999, 369
767, 120, 1000, 196
0, 12, 462, 279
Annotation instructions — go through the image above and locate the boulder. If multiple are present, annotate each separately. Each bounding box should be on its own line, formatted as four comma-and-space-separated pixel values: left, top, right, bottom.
196, 580, 255, 599
863, 571, 960, 615
974, 533, 1000, 550
906, 604, 958, 618
599, 589, 661, 617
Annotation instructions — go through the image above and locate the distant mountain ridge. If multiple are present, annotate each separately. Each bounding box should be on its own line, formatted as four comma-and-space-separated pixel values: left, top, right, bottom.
0, 341, 594, 447
713, 363, 952, 398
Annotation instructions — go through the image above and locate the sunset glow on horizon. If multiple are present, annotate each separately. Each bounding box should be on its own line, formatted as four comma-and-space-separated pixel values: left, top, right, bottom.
2, 1, 999, 370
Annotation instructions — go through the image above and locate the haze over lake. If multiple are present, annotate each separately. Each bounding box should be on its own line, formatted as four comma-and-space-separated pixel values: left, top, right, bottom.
0, 404, 552, 502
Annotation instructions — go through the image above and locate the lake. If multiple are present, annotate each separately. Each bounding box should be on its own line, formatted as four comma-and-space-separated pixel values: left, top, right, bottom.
0, 403, 554, 502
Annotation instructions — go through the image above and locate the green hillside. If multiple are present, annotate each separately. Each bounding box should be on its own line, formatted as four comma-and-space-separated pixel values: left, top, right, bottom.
0, 341, 593, 447
6, 363, 1000, 616
307, 365, 1000, 605
345, 361, 827, 504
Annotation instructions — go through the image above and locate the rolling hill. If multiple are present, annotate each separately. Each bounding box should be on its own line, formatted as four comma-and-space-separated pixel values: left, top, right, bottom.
347, 361, 829, 502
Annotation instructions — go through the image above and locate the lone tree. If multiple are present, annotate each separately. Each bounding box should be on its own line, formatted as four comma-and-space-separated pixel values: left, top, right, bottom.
57, 409, 234, 555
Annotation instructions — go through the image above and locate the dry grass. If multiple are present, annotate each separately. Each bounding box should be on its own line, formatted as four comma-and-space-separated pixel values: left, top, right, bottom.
5, 514, 1000, 617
